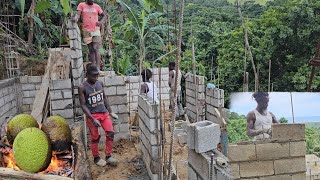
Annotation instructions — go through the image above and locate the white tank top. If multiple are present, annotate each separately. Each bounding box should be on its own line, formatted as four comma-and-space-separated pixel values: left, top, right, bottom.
170, 70, 182, 91
253, 109, 272, 140
145, 81, 159, 102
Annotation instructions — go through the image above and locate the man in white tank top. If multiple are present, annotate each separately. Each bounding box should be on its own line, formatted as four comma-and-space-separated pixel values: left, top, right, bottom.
246, 92, 278, 140
140, 69, 159, 103
168, 62, 184, 117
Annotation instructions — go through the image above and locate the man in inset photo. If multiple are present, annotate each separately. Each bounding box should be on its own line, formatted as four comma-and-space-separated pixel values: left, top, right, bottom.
246, 92, 279, 140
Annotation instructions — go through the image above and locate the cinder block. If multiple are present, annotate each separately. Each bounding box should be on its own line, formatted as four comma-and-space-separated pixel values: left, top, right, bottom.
138, 95, 160, 118
51, 108, 74, 119
290, 141, 306, 157
114, 132, 130, 142
105, 76, 125, 86
138, 106, 158, 132
239, 161, 274, 177
292, 172, 306, 180
140, 140, 160, 180
187, 123, 196, 149
116, 86, 127, 95
258, 174, 292, 180
230, 163, 240, 179
228, 144, 256, 162
28, 76, 42, 83
272, 124, 305, 141
256, 142, 289, 160
194, 121, 220, 153
126, 76, 140, 83
22, 97, 34, 105
188, 165, 198, 180
51, 99, 73, 110
20, 76, 29, 83
117, 113, 129, 124
177, 132, 187, 144
139, 118, 159, 146
119, 123, 129, 132
104, 86, 116, 96
188, 149, 211, 180
108, 96, 127, 105
21, 84, 35, 91
118, 104, 128, 113
51, 79, 72, 90
50, 90, 72, 100
274, 157, 306, 174
139, 130, 160, 159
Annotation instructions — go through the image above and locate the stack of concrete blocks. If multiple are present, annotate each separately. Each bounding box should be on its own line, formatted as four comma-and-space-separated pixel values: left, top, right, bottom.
66, 20, 84, 118
50, 79, 74, 125
0, 78, 21, 124
187, 120, 232, 179
205, 88, 226, 126
138, 94, 162, 180
185, 74, 205, 122
228, 124, 306, 180
98, 75, 130, 142
126, 76, 140, 115
20, 76, 42, 114
151, 68, 170, 108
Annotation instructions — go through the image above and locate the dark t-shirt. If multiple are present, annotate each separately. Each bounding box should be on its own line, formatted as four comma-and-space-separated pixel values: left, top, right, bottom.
83, 81, 107, 113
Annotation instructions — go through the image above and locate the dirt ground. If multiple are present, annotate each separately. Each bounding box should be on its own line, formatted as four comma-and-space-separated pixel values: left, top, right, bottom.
88, 111, 188, 180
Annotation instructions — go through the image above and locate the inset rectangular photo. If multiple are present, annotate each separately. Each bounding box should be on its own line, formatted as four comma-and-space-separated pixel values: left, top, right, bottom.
228, 92, 320, 179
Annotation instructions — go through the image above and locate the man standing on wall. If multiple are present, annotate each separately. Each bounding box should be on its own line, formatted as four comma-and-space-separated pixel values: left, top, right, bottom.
168, 62, 184, 117
246, 92, 279, 140
73, 0, 106, 70
79, 64, 118, 166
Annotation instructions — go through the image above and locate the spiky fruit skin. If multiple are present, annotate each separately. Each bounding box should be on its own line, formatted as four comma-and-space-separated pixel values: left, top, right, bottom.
6, 114, 39, 145
13, 127, 51, 173
41, 116, 72, 152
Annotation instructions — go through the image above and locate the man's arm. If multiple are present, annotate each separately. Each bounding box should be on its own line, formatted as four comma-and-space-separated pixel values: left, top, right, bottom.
168, 70, 174, 87
79, 85, 100, 127
73, 11, 82, 22
140, 84, 148, 94
246, 111, 264, 137
96, 5, 107, 27
270, 112, 279, 124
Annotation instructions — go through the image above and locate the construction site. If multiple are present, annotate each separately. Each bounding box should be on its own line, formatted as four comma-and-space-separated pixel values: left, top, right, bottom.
0, 17, 318, 179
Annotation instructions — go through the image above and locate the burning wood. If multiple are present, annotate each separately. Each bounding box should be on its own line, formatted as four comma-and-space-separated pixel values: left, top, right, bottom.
0, 146, 74, 178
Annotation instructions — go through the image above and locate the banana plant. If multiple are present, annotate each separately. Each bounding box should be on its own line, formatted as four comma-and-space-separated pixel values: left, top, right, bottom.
117, 0, 171, 74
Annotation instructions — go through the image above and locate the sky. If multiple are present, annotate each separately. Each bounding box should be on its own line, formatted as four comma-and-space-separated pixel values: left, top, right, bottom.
229, 92, 320, 123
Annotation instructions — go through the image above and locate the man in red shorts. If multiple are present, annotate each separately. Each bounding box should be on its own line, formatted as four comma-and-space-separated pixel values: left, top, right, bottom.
73, 0, 106, 70
79, 64, 118, 166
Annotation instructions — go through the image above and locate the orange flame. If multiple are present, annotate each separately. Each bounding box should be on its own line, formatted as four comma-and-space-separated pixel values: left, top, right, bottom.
2, 148, 20, 170
40, 154, 66, 173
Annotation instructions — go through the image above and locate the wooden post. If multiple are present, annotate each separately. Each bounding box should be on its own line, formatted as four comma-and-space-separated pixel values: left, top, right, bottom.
307, 66, 316, 92
268, 59, 271, 92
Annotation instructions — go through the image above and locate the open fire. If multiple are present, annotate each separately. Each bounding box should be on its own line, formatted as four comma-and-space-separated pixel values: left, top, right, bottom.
0, 146, 74, 177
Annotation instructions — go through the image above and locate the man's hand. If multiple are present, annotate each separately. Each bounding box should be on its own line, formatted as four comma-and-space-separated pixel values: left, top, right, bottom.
92, 118, 101, 127
96, 21, 103, 27
110, 113, 118, 119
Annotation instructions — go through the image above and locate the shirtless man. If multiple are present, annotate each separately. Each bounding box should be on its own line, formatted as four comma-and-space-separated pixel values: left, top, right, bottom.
246, 92, 279, 140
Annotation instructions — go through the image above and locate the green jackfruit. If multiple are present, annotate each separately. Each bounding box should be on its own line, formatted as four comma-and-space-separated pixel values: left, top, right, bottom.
13, 127, 51, 173
41, 116, 72, 152
6, 114, 39, 145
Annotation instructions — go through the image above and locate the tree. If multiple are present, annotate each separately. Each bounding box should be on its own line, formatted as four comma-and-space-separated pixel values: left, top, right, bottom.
279, 117, 288, 123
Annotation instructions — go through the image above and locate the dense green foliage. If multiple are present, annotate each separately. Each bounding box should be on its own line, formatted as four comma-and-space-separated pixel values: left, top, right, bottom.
228, 112, 320, 156
2, 0, 320, 97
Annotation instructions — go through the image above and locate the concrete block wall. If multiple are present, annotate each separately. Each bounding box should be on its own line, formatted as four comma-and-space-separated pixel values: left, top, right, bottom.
138, 95, 161, 180
188, 149, 232, 180
98, 75, 130, 141
205, 88, 227, 126
20, 76, 42, 114
185, 74, 205, 122
50, 79, 74, 125
66, 20, 84, 118
126, 68, 171, 113
0, 78, 21, 124
228, 124, 306, 179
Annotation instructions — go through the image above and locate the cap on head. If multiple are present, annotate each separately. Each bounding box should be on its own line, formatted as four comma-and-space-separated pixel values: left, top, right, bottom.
252, 92, 269, 100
